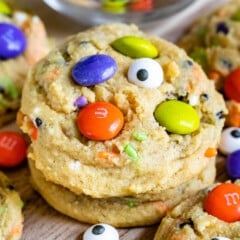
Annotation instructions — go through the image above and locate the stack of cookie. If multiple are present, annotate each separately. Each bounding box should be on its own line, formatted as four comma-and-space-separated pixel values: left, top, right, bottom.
17, 23, 227, 227
178, 0, 240, 128
0, 0, 49, 126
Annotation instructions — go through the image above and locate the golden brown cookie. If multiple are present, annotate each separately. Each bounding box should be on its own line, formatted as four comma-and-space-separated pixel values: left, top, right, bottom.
18, 23, 226, 199
0, 2, 49, 126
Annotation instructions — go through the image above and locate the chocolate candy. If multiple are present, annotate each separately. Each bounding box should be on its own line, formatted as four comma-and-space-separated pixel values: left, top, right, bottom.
226, 149, 240, 179
83, 223, 119, 240
72, 54, 117, 86
127, 58, 163, 88
0, 22, 27, 59
77, 101, 124, 141
111, 36, 158, 58
154, 100, 200, 134
218, 127, 240, 155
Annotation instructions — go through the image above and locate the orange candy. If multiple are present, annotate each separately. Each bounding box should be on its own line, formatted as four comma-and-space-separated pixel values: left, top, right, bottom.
204, 183, 240, 222
77, 102, 124, 141
224, 67, 240, 102
0, 131, 28, 167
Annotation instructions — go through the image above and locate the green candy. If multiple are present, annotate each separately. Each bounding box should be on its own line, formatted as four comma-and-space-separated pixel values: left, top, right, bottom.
154, 100, 200, 134
111, 36, 158, 58
0, 1, 11, 15
0, 76, 19, 99
102, 0, 127, 14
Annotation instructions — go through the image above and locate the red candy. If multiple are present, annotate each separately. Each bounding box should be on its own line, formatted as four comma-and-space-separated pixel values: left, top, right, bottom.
204, 183, 240, 222
77, 102, 124, 141
224, 67, 240, 102
0, 131, 28, 167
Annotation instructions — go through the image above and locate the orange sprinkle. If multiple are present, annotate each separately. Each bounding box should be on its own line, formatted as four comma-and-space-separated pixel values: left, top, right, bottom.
204, 147, 217, 158
8, 223, 23, 238
97, 151, 120, 167
48, 68, 60, 81
30, 125, 38, 141
208, 71, 221, 81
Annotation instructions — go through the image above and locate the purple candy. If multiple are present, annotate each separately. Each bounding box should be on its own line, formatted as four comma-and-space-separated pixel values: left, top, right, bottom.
226, 149, 240, 179
72, 54, 117, 86
0, 23, 27, 59
74, 96, 88, 108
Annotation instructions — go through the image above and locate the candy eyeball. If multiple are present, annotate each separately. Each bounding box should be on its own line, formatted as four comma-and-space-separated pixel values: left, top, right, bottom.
83, 223, 119, 240
211, 237, 231, 240
127, 58, 163, 88
218, 127, 240, 155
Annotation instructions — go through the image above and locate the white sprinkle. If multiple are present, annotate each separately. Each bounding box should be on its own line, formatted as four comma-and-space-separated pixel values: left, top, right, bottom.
68, 161, 82, 171
13, 12, 28, 25
189, 95, 199, 106
32, 16, 40, 23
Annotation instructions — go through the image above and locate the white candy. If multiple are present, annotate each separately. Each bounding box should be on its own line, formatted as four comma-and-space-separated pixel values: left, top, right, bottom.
218, 127, 240, 155
127, 58, 163, 88
83, 223, 119, 240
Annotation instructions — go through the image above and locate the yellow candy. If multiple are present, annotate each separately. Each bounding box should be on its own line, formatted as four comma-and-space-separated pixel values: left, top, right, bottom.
111, 36, 158, 58
0, 1, 11, 15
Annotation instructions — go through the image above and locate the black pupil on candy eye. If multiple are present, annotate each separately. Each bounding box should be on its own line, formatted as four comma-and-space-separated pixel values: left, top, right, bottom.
231, 130, 240, 138
137, 69, 148, 81
92, 225, 105, 235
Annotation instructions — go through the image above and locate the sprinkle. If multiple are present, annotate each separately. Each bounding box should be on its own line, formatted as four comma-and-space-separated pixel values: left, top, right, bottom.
216, 22, 229, 34
74, 96, 88, 108
127, 200, 137, 208
216, 110, 224, 119
188, 95, 199, 106
133, 131, 148, 142
123, 144, 139, 161
178, 218, 194, 229
35, 117, 42, 127
204, 147, 217, 158
200, 93, 209, 101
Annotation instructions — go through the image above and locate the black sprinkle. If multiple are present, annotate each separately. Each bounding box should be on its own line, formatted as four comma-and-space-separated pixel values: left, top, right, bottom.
211, 238, 220, 240
182, 60, 193, 68
92, 225, 105, 235
216, 111, 224, 119
216, 22, 229, 34
231, 129, 240, 138
7, 184, 15, 190
220, 58, 233, 70
35, 118, 43, 127
0, 86, 4, 94
137, 69, 148, 81
200, 93, 209, 101
62, 51, 71, 62
178, 218, 194, 229
79, 40, 89, 45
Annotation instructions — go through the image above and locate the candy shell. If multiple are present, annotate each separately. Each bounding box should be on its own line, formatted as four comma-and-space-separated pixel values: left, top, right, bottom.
127, 58, 163, 88
77, 102, 124, 141
218, 127, 240, 155
72, 54, 117, 86
0, 131, 27, 167
0, 22, 27, 59
83, 223, 119, 240
224, 67, 240, 102
226, 149, 240, 179
154, 100, 200, 134
0, 0, 11, 15
111, 36, 158, 58
204, 183, 240, 222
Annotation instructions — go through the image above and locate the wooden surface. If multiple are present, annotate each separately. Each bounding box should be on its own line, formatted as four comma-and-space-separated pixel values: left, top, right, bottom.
1, 0, 230, 239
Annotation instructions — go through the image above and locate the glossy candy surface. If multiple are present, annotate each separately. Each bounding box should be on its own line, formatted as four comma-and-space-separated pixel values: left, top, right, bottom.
83, 223, 119, 240
224, 67, 240, 102
0, 23, 27, 59
154, 100, 200, 134
218, 127, 240, 155
204, 183, 240, 222
72, 54, 117, 86
111, 36, 158, 58
0, 131, 27, 167
127, 58, 163, 88
226, 150, 240, 179
77, 102, 124, 141
0, 0, 11, 15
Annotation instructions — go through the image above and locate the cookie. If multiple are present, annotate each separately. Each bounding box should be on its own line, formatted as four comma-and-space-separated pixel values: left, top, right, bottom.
178, 0, 240, 127
29, 157, 216, 227
153, 180, 240, 240
17, 23, 226, 199
0, 171, 23, 240
0, 2, 49, 126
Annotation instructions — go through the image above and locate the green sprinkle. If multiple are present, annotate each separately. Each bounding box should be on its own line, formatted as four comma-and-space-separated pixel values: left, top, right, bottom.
20, 200, 24, 209
231, 11, 240, 21
0, 76, 19, 99
133, 131, 148, 142
197, 27, 207, 37
127, 200, 137, 208
123, 144, 139, 161
190, 47, 207, 70
210, 37, 220, 46
0, 206, 4, 215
